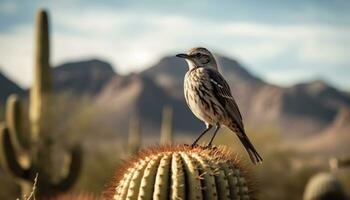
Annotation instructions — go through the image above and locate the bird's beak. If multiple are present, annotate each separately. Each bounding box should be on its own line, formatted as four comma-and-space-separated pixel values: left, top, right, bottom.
176, 53, 190, 59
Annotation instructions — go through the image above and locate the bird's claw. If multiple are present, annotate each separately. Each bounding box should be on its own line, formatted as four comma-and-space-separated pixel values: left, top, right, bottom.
206, 142, 213, 148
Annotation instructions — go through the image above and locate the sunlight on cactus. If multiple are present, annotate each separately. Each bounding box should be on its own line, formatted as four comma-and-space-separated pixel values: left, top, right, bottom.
106, 144, 253, 200
303, 173, 348, 200
0, 9, 82, 197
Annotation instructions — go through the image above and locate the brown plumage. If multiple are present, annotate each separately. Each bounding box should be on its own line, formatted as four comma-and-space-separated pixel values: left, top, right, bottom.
176, 47, 263, 164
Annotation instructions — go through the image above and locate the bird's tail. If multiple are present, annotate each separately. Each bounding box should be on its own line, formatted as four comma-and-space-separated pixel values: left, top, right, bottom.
230, 126, 263, 165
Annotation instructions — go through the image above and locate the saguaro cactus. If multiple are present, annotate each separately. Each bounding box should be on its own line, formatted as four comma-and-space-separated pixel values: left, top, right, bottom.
127, 116, 141, 155
0, 9, 82, 197
30, 7, 52, 142
108, 145, 252, 200
160, 105, 173, 145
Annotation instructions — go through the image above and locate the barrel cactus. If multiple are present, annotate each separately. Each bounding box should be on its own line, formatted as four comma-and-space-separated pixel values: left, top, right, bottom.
107, 144, 253, 200
303, 173, 348, 200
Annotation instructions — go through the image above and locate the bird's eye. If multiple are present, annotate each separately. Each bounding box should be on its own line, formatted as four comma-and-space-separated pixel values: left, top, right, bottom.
195, 53, 201, 58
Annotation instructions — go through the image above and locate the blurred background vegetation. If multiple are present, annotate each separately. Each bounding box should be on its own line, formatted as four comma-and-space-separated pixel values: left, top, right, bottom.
2, 96, 350, 199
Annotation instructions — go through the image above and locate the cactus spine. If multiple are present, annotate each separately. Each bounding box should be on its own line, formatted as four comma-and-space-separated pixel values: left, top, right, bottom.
109, 145, 252, 200
0, 9, 82, 197
160, 105, 173, 145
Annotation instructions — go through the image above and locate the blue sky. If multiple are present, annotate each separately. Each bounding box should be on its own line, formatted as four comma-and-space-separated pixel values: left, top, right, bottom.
0, 0, 349, 90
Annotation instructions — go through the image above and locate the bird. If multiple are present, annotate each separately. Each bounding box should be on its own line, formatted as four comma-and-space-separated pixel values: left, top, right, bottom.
176, 47, 263, 164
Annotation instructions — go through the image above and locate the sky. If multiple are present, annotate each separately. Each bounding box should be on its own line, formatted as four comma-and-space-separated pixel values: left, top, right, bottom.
0, 0, 349, 90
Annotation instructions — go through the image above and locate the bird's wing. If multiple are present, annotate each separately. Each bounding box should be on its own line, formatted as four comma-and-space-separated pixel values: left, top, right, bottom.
207, 68, 244, 128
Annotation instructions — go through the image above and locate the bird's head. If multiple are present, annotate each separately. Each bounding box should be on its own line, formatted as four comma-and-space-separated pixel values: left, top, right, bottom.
176, 47, 218, 70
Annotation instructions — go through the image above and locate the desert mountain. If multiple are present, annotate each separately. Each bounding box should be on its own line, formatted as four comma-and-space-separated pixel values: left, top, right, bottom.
216, 55, 263, 86
1, 55, 349, 138
327, 107, 350, 134
141, 55, 263, 99
247, 83, 336, 135
96, 73, 201, 135
0, 70, 24, 105
298, 107, 350, 154
294, 80, 350, 111
140, 55, 350, 135
53, 59, 116, 96
141, 56, 187, 99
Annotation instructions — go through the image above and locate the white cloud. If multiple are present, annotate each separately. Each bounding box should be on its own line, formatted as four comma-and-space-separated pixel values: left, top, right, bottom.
221, 23, 350, 39
0, 26, 33, 86
263, 70, 315, 86
1, 7, 350, 89
53, 10, 130, 35
299, 41, 349, 64
0, 1, 18, 14
220, 23, 350, 62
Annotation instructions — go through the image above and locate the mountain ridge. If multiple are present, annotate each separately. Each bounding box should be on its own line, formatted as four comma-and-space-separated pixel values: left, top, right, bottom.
1, 55, 349, 139
53, 59, 117, 96
0, 70, 24, 104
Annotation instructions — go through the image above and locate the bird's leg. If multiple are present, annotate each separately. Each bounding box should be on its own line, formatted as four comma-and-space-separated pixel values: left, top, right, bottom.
192, 124, 213, 147
207, 124, 220, 147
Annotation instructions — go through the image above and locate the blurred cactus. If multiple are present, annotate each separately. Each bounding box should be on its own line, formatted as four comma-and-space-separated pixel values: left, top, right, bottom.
127, 116, 141, 155
48, 193, 99, 200
30, 7, 52, 142
109, 145, 252, 200
0, 9, 82, 197
5, 94, 28, 151
330, 157, 350, 171
303, 173, 348, 200
160, 105, 173, 145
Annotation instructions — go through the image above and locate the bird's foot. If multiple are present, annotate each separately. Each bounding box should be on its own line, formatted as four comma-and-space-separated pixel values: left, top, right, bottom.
206, 141, 213, 148
191, 143, 199, 148
205, 142, 218, 150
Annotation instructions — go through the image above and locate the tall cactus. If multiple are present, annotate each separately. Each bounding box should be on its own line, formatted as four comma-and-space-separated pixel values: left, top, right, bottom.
30, 8, 52, 142
107, 145, 253, 200
160, 105, 173, 145
0, 9, 82, 197
127, 116, 141, 155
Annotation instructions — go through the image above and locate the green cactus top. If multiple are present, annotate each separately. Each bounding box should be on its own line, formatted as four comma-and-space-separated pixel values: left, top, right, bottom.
303, 172, 348, 200
107, 144, 253, 200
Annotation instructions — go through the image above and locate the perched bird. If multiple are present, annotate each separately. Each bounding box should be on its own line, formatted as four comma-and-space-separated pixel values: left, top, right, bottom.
176, 47, 263, 164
